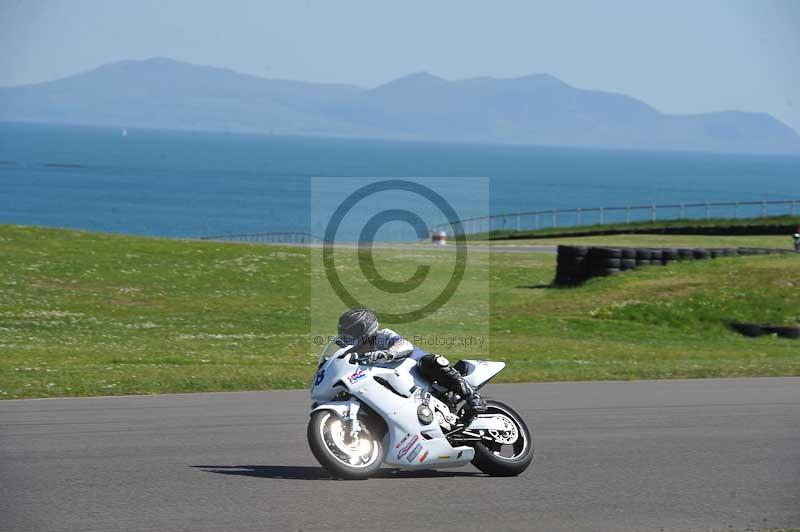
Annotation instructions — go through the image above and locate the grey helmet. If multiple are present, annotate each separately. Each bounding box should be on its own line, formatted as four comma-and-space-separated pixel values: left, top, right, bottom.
337, 307, 378, 346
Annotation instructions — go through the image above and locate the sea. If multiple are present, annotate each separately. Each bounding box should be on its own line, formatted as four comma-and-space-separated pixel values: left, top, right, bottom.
1, 122, 798, 240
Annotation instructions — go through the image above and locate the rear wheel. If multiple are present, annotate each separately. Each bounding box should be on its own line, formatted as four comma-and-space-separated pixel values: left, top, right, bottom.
470, 400, 533, 476
307, 410, 383, 480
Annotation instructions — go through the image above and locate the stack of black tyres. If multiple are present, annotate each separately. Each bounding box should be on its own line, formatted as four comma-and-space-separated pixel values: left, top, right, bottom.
553, 244, 794, 287
621, 248, 636, 271
649, 248, 663, 265
588, 247, 622, 276
662, 248, 679, 264
636, 248, 652, 266
555, 245, 589, 286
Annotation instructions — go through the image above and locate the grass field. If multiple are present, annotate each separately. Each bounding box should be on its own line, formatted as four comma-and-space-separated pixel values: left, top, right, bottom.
1, 225, 799, 399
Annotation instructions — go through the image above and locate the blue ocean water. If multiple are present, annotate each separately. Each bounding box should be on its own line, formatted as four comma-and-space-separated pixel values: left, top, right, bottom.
0, 122, 798, 239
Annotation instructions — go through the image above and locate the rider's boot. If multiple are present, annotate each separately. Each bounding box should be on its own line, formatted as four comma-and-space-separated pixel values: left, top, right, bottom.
457, 379, 487, 420
419, 354, 488, 417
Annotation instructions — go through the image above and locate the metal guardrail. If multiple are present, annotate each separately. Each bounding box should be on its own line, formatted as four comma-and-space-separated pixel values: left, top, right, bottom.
199, 200, 800, 243
198, 231, 323, 243
431, 199, 800, 236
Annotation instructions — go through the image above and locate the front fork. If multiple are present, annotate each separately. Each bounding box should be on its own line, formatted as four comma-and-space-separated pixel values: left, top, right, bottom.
345, 401, 361, 439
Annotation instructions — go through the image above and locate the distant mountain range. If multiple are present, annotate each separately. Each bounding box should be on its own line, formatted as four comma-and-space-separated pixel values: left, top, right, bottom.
1, 57, 798, 154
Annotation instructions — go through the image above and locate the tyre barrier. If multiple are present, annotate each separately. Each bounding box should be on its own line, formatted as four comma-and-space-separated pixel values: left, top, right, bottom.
554, 244, 795, 286
649, 249, 663, 264
554, 245, 590, 286
662, 249, 679, 264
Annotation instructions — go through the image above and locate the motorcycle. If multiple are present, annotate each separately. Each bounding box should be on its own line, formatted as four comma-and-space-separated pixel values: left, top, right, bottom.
794, 233, 800, 251
308, 339, 533, 479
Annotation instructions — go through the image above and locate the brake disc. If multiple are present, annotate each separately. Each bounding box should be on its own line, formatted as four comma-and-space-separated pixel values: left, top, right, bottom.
488, 415, 518, 445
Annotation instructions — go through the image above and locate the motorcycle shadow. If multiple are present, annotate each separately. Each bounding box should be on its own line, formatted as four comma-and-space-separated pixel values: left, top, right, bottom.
192, 465, 484, 480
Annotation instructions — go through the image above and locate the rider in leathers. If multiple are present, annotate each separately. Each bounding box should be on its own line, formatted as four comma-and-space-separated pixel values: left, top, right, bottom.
336, 307, 487, 414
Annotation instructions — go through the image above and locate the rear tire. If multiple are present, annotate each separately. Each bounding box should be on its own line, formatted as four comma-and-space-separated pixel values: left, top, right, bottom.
470, 400, 533, 477
307, 410, 383, 480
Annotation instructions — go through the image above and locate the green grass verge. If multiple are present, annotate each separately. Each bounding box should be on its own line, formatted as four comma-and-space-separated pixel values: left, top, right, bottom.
1, 225, 798, 399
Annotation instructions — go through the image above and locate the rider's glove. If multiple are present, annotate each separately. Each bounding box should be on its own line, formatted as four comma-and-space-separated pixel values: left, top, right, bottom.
359, 350, 394, 365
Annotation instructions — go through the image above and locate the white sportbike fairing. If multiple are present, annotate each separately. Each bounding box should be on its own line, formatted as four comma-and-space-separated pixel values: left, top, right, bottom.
307, 341, 533, 479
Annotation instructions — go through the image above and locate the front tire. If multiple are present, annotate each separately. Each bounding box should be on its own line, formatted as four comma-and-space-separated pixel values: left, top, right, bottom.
307, 410, 383, 480
470, 400, 533, 477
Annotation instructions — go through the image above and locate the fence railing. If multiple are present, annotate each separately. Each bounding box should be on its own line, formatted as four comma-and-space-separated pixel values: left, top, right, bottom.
198, 200, 800, 243
431, 199, 800, 236
198, 231, 323, 244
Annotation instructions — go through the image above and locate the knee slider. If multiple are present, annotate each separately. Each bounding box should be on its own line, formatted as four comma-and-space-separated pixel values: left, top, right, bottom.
434, 355, 450, 368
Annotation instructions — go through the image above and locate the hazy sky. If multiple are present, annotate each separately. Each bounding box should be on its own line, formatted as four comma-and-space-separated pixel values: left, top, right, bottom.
1, 0, 799, 130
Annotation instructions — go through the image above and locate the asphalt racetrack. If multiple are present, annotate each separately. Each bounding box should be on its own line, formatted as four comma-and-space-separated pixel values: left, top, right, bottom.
2, 378, 798, 532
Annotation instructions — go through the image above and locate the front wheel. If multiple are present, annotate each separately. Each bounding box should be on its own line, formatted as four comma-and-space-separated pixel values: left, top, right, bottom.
307, 410, 383, 480
470, 400, 533, 476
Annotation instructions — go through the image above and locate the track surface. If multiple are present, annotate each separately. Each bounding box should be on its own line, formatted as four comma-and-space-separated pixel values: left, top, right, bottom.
381, 243, 559, 253
2, 378, 798, 532
277, 241, 560, 253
